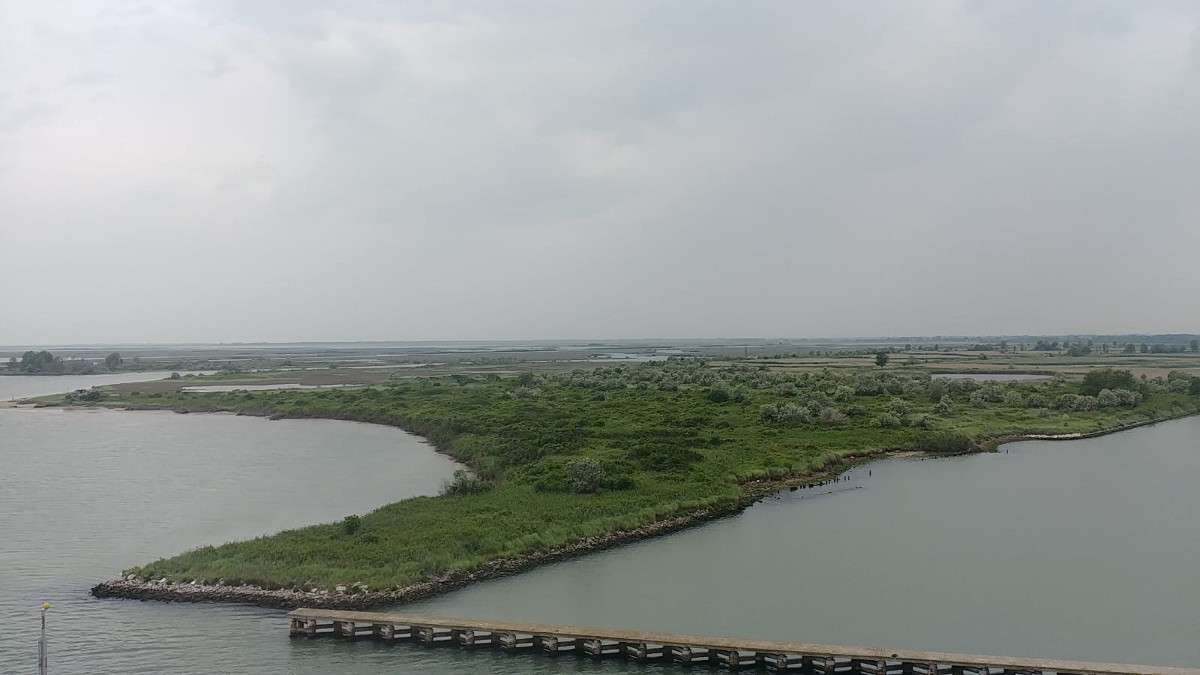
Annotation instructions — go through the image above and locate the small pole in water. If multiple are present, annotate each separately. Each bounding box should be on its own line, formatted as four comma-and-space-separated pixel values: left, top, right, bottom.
38, 602, 50, 675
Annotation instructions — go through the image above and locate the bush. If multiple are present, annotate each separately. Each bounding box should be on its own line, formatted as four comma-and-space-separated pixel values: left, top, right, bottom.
912, 431, 976, 454
565, 458, 605, 493
868, 413, 902, 428
1026, 394, 1048, 408
1097, 388, 1142, 408
803, 391, 833, 414
1054, 394, 1097, 411
946, 378, 979, 393
758, 404, 779, 424
759, 403, 811, 425
705, 388, 731, 403
1166, 377, 1193, 394
342, 515, 362, 535
630, 443, 702, 471
977, 384, 1006, 403
440, 469, 491, 496
1080, 368, 1139, 396
884, 397, 911, 418
818, 407, 846, 426
832, 385, 855, 402
932, 395, 952, 414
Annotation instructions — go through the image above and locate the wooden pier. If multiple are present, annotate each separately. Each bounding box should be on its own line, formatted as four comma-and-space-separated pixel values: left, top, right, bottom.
287, 608, 1200, 674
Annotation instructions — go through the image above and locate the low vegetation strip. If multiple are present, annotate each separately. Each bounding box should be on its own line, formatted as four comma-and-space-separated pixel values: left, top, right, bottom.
60, 362, 1200, 608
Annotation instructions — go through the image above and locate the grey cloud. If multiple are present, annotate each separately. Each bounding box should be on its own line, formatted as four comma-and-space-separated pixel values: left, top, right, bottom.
1, 1, 1198, 342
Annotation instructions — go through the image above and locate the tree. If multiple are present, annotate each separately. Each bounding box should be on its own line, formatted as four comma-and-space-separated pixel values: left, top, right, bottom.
1191, 338, 1199, 353
20, 350, 62, 373
1123, 343, 1136, 354
1080, 368, 1138, 396
104, 352, 123, 370
875, 352, 889, 367
5, 357, 14, 371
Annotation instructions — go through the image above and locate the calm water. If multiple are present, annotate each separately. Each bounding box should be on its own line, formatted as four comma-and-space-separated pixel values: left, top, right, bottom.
416, 417, 1200, 667
1, 396, 1196, 672
0, 372, 191, 400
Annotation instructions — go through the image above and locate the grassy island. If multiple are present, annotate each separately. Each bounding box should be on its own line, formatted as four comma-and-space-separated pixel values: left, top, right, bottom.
69, 360, 1200, 600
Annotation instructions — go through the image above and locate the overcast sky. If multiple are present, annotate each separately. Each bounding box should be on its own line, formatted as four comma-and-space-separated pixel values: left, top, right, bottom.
2, 1, 1198, 344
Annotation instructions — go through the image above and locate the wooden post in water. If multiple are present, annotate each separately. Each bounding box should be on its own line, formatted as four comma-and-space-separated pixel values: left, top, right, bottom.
37, 603, 50, 675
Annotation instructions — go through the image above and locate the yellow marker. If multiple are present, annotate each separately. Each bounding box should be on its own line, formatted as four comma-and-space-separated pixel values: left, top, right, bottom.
42, 602, 50, 610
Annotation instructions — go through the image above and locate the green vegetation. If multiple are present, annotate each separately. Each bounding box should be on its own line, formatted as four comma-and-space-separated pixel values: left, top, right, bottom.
11, 350, 68, 374
68, 360, 1200, 592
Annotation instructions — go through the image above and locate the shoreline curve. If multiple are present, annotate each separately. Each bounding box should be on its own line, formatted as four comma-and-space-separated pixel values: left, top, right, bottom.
87, 410, 1196, 610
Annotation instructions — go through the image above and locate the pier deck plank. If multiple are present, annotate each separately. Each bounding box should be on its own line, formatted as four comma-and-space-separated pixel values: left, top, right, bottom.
287, 608, 1199, 675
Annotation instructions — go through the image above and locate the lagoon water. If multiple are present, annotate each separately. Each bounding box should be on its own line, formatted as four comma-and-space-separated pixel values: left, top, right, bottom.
1, 376, 1197, 673
0, 372, 189, 400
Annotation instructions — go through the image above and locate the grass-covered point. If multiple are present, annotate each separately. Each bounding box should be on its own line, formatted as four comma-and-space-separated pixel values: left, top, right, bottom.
81, 362, 1200, 592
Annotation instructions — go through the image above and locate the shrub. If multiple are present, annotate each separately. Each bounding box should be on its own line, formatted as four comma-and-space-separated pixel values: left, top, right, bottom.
818, 407, 846, 426
803, 391, 833, 414
1097, 388, 1142, 408
630, 443, 702, 471
342, 515, 362, 535
845, 404, 868, 417
933, 395, 952, 414
884, 397, 911, 418
1003, 390, 1024, 406
440, 469, 491, 496
912, 431, 976, 454
1166, 377, 1193, 394
1055, 394, 1097, 411
565, 458, 605, 493
1053, 394, 1078, 410
977, 384, 1006, 403
868, 413, 902, 428
759, 403, 811, 425
705, 388, 731, 403
831, 385, 855, 402
1027, 394, 1048, 408
1080, 368, 1138, 396
946, 378, 979, 393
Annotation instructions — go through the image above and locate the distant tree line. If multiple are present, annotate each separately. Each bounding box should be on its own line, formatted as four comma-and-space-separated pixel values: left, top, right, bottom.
5, 350, 142, 374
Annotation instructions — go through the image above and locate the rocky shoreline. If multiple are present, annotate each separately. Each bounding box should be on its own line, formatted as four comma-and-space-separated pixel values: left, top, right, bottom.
92, 504, 743, 609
